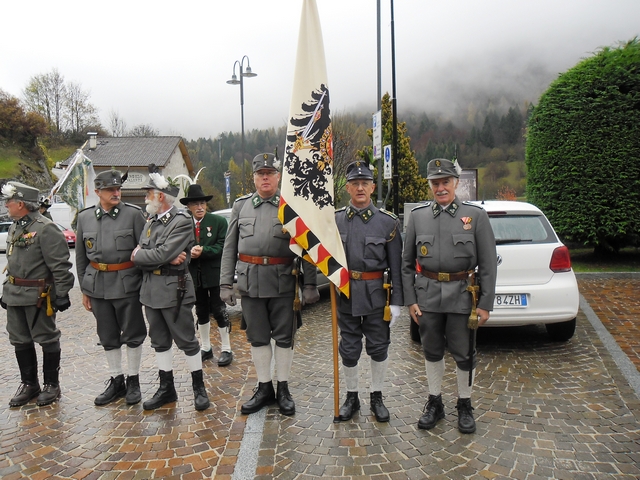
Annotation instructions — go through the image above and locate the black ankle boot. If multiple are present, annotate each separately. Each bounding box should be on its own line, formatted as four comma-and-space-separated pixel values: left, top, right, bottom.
418, 394, 445, 430
125, 375, 141, 405
94, 374, 126, 406
276, 381, 295, 416
456, 398, 476, 433
191, 370, 210, 411
370, 391, 390, 422
37, 350, 61, 406
241, 381, 275, 414
10, 347, 41, 407
339, 391, 360, 421
143, 370, 178, 410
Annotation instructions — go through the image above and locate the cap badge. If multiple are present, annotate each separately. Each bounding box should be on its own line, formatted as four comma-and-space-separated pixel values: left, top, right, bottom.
435, 160, 441, 167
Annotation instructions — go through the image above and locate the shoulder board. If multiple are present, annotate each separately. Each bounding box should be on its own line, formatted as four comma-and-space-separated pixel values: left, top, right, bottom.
236, 193, 253, 201
411, 202, 431, 211
176, 209, 191, 218
463, 201, 484, 210
124, 202, 142, 210
79, 205, 96, 213
335, 206, 346, 213
380, 209, 398, 219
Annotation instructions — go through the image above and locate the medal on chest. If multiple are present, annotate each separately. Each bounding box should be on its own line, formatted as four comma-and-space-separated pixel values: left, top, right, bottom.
461, 217, 472, 230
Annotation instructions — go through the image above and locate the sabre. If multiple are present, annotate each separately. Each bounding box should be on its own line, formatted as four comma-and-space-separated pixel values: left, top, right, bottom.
466, 273, 480, 387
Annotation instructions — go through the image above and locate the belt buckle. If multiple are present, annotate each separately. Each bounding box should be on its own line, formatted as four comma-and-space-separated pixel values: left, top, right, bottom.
98, 263, 108, 271
8, 275, 15, 284
152, 269, 161, 275
351, 271, 362, 280
438, 272, 450, 282
262, 257, 269, 265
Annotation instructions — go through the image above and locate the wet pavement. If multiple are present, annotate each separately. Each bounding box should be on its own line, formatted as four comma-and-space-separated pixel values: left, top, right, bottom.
1, 274, 639, 479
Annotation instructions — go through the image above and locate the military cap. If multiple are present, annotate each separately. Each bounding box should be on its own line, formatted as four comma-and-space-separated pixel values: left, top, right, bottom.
426, 158, 460, 179
142, 164, 180, 197
179, 184, 213, 205
1, 181, 40, 203
252, 153, 281, 173
346, 160, 374, 181
94, 169, 126, 189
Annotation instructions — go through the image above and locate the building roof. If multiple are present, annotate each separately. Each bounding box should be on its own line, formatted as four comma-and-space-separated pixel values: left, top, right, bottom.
62, 136, 194, 173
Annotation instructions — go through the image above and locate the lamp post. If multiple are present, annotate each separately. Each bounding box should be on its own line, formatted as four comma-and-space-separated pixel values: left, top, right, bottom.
227, 55, 257, 194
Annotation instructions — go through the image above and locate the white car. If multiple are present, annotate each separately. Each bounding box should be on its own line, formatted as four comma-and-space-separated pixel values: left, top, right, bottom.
0, 222, 11, 253
410, 200, 579, 341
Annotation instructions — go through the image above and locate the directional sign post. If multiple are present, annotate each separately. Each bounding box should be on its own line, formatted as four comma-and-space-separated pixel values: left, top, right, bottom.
224, 171, 231, 207
383, 144, 392, 180
372, 111, 382, 160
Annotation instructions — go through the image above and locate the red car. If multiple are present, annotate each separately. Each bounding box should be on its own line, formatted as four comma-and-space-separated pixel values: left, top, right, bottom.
55, 223, 76, 248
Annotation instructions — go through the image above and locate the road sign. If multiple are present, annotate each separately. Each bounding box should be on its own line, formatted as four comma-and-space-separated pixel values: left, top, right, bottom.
383, 144, 392, 180
224, 174, 231, 206
372, 111, 382, 160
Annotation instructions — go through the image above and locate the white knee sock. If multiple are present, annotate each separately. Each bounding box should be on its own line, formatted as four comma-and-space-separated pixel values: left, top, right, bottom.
126, 345, 143, 376
343, 364, 359, 392
199, 322, 211, 351
156, 349, 173, 372
219, 327, 231, 353
186, 352, 203, 373
370, 358, 388, 393
251, 345, 273, 383
426, 359, 445, 396
105, 348, 123, 377
456, 366, 475, 399
274, 346, 294, 383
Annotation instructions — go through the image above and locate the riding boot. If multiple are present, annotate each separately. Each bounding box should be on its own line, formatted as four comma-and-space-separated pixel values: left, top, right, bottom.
9, 347, 41, 407
37, 350, 61, 406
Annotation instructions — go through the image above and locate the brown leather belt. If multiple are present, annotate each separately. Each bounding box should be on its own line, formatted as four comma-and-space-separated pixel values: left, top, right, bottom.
419, 270, 473, 282
8, 276, 52, 287
349, 270, 384, 280
152, 267, 187, 276
90, 260, 135, 272
238, 254, 294, 265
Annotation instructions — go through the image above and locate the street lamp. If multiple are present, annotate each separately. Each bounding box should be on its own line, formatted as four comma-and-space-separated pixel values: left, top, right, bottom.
227, 55, 257, 194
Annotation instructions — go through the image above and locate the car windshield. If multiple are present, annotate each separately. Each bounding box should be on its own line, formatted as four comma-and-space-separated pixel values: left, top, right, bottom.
488, 214, 555, 244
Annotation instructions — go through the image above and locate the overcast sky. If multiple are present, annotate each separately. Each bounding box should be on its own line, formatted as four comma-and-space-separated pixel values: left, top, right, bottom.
2, 0, 639, 140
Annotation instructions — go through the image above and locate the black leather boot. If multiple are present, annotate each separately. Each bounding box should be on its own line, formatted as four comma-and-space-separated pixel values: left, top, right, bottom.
241, 381, 275, 414
125, 375, 142, 405
418, 394, 445, 430
456, 398, 476, 433
338, 391, 360, 421
191, 370, 210, 411
370, 391, 390, 422
276, 381, 295, 416
94, 374, 126, 406
143, 370, 178, 410
37, 350, 61, 406
9, 347, 41, 407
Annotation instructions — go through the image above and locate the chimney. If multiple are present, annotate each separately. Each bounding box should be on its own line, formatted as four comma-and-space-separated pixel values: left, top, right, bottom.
88, 132, 98, 150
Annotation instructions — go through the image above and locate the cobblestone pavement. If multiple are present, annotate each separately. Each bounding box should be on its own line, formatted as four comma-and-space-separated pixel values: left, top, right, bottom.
1, 277, 640, 479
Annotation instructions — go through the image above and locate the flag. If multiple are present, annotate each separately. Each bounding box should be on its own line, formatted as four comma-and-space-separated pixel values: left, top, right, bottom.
52, 149, 99, 212
278, 0, 349, 297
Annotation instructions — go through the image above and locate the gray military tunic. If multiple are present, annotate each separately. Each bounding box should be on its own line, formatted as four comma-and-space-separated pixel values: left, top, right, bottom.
220, 191, 317, 348
3, 213, 74, 347
401, 197, 497, 367
133, 206, 199, 355
335, 202, 404, 365
75, 202, 147, 349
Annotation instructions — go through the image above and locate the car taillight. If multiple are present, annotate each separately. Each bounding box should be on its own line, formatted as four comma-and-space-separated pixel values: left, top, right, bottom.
549, 246, 572, 273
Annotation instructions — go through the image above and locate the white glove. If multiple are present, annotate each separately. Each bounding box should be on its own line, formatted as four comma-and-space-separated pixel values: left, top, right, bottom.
302, 286, 320, 305
389, 305, 401, 328
220, 286, 237, 306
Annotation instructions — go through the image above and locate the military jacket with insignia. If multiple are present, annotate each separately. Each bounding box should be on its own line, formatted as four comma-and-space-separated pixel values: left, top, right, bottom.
188, 211, 228, 289
76, 202, 146, 299
335, 202, 404, 317
2, 213, 74, 306
401, 197, 497, 313
220, 190, 317, 298
133, 206, 196, 309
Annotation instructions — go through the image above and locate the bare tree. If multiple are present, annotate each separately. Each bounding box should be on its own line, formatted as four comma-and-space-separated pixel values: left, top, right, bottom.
332, 111, 370, 205
65, 82, 99, 134
129, 124, 159, 136
109, 110, 128, 137
23, 69, 66, 135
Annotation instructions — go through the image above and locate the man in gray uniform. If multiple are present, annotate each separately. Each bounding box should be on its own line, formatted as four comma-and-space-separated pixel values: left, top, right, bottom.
334, 160, 403, 422
76, 169, 147, 406
1, 181, 74, 407
131, 165, 210, 411
402, 158, 497, 433
220, 153, 320, 416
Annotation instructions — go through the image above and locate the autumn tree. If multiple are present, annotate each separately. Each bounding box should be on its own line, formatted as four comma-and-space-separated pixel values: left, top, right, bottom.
0, 90, 48, 147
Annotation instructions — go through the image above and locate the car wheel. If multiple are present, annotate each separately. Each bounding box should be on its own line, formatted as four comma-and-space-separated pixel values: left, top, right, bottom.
545, 318, 576, 341
410, 318, 421, 343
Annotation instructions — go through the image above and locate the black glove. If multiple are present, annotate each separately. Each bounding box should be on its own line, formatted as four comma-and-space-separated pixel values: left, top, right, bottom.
54, 295, 71, 312
0, 296, 6, 310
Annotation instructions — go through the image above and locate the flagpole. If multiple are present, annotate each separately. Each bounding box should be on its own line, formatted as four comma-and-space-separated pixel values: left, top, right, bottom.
330, 285, 341, 422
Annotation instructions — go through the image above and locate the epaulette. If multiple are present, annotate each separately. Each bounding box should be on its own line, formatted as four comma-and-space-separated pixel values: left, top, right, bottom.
79, 205, 96, 213
176, 209, 191, 218
463, 201, 484, 210
411, 202, 431, 211
124, 202, 142, 210
335, 206, 346, 213
380, 209, 398, 219
236, 193, 253, 201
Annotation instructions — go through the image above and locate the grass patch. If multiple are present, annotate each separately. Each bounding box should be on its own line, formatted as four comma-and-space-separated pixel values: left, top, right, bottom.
570, 247, 640, 272
0, 147, 24, 177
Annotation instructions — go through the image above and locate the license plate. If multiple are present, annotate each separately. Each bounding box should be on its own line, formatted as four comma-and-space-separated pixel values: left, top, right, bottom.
494, 294, 528, 308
